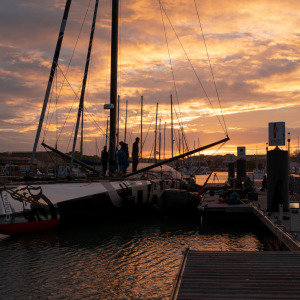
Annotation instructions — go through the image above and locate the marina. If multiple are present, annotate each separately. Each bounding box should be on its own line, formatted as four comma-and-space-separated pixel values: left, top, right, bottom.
1, 0, 300, 299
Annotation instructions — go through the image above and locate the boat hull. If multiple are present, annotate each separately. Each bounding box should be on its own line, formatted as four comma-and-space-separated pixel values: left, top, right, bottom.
0, 178, 196, 234
0, 219, 60, 235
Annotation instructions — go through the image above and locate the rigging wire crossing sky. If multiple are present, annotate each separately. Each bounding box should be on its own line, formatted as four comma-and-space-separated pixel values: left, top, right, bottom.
0, 0, 300, 157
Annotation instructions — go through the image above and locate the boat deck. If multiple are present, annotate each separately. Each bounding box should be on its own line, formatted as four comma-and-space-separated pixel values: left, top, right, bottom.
171, 249, 300, 300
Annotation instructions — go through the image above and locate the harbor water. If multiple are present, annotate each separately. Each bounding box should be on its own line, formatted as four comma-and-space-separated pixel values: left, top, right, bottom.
0, 173, 273, 299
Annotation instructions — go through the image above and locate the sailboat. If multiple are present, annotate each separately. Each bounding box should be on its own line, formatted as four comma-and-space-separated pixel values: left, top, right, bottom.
0, 0, 229, 235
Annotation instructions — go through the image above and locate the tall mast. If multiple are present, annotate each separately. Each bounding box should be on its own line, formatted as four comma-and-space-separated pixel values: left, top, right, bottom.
71, 0, 99, 168
159, 119, 161, 162
124, 100, 128, 142
108, 0, 119, 173
164, 121, 166, 159
80, 107, 83, 160
30, 0, 72, 169
154, 103, 158, 163
140, 95, 143, 160
171, 94, 174, 158
105, 117, 109, 146
117, 95, 120, 146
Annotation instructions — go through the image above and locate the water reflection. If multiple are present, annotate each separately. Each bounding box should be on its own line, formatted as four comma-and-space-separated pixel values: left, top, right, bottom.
0, 218, 269, 299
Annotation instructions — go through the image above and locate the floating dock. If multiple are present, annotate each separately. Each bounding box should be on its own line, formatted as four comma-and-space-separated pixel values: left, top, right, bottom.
198, 180, 300, 251
171, 249, 300, 300
171, 179, 300, 299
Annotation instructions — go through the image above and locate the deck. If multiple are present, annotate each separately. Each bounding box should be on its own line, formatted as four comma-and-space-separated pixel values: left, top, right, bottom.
171, 249, 300, 300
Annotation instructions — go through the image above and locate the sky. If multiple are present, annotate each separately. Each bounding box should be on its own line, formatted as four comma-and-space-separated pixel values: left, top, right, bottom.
1, 0, 300, 159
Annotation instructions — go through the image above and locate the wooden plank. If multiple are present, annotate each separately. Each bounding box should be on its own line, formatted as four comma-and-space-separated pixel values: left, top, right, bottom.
172, 250, 300, 300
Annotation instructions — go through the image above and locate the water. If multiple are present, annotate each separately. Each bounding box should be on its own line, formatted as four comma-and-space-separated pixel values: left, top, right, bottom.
0, 217, 271, 300
196, 171, 229, 185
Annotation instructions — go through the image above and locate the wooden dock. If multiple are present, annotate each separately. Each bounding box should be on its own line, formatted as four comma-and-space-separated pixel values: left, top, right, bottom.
171, 249, 300, 299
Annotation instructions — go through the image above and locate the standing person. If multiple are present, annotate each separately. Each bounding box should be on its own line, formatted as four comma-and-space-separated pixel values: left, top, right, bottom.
101, 146, 108, 176
132, 137, 140, 172
261, 175, 267, 191
117, 142, 129, 175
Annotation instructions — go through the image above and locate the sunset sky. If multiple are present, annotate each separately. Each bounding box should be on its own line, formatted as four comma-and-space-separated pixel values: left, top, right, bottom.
1, 0, 300, 159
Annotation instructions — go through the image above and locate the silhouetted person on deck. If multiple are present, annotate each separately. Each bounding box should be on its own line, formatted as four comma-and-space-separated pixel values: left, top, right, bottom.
101, 146, 108, 176
260, 175, 267, 191
117, 142, 129, 175
132, 137, 140, 172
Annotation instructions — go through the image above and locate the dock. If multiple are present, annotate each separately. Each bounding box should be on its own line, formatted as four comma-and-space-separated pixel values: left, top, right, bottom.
171, 178, 300, 299
171, 249, 300, 299
198, 180, 300, 251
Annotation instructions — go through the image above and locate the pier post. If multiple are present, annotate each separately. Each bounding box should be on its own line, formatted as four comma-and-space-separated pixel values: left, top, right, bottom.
236, 159, 246, 182
228, 162, 235, 179
267, 149, 289, 211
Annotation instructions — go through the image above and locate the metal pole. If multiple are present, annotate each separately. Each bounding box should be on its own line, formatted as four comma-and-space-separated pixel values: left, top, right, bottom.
117, 95, 120, 146
171, 94, 173, 158
154, 103, 158, 163
159, 119, 161, 162
124, 100, 128, 142
141, 96, 143, 160
105, 117, 109, 147
108, 0, 119, 173
71, 0, 99, 167
30, 0, 72, 169
164, 122, 166, 159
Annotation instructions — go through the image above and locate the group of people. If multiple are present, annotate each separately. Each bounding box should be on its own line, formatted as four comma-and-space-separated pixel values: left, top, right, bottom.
219, 174, 267, 204
100, 137, 140, 176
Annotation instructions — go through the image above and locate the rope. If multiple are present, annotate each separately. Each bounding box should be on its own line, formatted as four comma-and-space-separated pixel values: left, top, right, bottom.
159, 2, 228, 136
193, 0, 228, 136
159, 1, 189, 152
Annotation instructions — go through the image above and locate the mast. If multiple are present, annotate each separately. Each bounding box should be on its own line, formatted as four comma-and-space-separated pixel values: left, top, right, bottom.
117, 95, 120, 146
80, 107, 83, 160
108, 0, 119, 173
164, 121, 166, 159
154, 103, 158, 163
171, 94, 174, 158
105, 117, 109, 146
71, 0, 99, 168
141, 95, 143, 159
124, 100, 128, 142
159, 119, 161, 162
30, 0, 72, 169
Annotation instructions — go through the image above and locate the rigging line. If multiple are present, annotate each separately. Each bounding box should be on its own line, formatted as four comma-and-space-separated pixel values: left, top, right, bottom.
159, 1, 186, 144
127, 100, 141, 145
56, 0, 93, 105
172, 105, 190, 151
55, 65, 80, 143
194, 0, 228, 136
43, 74, 54, 140
159, 3, 227, 136
84, 107, 107, 136
65, 121, 77, 154
141, 110, 156, 152
45, 2, 93, 144
44, 70, 60, 139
